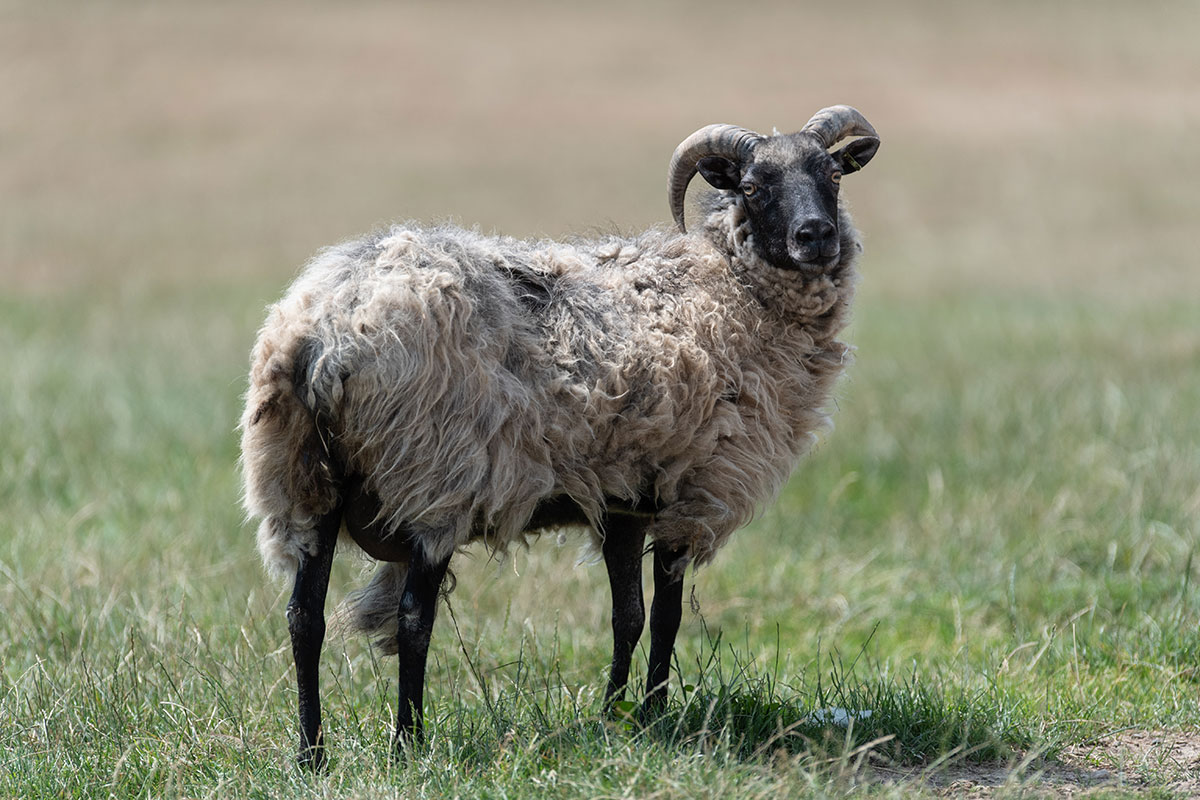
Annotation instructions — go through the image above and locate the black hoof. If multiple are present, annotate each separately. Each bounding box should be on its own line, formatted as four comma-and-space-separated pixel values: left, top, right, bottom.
298, 745, 327, 772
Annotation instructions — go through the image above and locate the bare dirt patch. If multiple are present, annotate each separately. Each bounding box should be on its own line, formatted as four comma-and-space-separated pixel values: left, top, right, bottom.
1059, 729, 1200, 795
868, 730, 1200, 797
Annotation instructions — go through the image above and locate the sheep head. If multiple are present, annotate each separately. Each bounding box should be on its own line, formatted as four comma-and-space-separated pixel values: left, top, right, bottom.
667, 105, 879, 274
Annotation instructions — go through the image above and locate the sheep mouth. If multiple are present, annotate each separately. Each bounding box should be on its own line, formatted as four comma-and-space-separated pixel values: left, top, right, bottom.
786, 245, 842, 274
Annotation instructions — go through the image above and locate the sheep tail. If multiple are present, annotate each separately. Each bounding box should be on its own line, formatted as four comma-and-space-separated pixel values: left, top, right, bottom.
330, 561, 458, 655
330, 562, 408, 655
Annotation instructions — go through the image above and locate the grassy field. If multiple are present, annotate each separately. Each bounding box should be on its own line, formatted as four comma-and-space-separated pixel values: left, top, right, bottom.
3, 2, 1199, 797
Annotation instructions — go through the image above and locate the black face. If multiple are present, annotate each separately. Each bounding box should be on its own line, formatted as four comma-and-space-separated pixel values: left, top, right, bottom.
743, 152, 842, 271
697, 134, 877, 273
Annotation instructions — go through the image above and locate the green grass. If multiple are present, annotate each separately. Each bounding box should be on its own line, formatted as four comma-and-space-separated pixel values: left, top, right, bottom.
3, 287, 1197, 798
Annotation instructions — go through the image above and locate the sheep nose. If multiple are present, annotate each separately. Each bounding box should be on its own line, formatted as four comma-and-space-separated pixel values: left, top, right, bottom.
794, 218, 836, 248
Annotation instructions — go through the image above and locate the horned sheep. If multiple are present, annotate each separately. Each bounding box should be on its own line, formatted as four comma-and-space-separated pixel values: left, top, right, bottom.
240, 105, 880, 767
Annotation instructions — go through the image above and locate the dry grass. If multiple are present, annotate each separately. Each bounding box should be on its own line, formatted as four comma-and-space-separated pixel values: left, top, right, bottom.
4, 1, 1197, 297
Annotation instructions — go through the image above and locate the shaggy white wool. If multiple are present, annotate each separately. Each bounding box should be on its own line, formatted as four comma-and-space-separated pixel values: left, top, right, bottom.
240, 196, 859, 595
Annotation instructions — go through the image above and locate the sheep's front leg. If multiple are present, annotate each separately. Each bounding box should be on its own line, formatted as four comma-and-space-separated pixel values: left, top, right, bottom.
601, 521, 647, 707
644, 542, 689, 714
286, 505, 342, 770
394, 547, 451, 751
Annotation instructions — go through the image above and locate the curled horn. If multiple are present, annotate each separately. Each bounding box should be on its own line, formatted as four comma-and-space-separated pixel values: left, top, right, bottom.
667, 124, 764, 233
799, 105, 878, 150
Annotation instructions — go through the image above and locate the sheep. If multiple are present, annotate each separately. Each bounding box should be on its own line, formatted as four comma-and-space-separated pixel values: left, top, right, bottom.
240, 105, 880, 768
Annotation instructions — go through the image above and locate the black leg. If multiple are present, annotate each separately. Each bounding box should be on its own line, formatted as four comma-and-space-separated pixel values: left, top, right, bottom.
602, 520, 647, 707
393, 547, 451, 751
644, 542, 688, 714
287, 505, 342, 770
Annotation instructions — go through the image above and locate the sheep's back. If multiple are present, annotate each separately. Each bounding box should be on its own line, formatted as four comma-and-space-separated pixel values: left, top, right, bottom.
290, 227, 575, 555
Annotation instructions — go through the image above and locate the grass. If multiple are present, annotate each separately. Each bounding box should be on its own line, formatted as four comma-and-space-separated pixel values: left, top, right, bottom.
3, 1, 1199, 797
4, 288, 1197, 797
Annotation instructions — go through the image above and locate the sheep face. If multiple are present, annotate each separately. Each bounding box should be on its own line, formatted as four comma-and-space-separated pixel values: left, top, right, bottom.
695, 133, 878, 274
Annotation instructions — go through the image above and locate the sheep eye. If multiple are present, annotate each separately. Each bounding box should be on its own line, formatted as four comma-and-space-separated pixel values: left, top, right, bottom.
741, 183, 757, 197
831, 171, 843, 185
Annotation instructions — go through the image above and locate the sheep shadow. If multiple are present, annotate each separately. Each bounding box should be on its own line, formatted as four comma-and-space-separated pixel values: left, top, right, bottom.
620, 630, 1032, 770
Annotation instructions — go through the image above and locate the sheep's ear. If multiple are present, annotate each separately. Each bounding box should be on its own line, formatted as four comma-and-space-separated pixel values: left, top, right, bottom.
696, 156, 742, 190
832, 137, 879, 174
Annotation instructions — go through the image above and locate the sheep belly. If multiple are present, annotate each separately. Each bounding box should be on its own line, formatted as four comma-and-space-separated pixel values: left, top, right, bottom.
341, 479, 412, 562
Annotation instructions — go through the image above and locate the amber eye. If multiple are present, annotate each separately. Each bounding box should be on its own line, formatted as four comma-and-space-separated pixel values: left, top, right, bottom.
831, 171, 843, 184
741, 183, 757, 197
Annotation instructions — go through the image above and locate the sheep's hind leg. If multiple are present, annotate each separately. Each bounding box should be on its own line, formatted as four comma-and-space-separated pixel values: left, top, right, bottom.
601, 520, 647, 708
393, 545, 452, 752
643, 542, 688, 715
286, 504, 342, 770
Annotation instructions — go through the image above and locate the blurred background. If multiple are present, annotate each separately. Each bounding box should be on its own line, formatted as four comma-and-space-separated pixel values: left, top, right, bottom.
3, 1, 1200, 782
6, 1, 1197, 298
